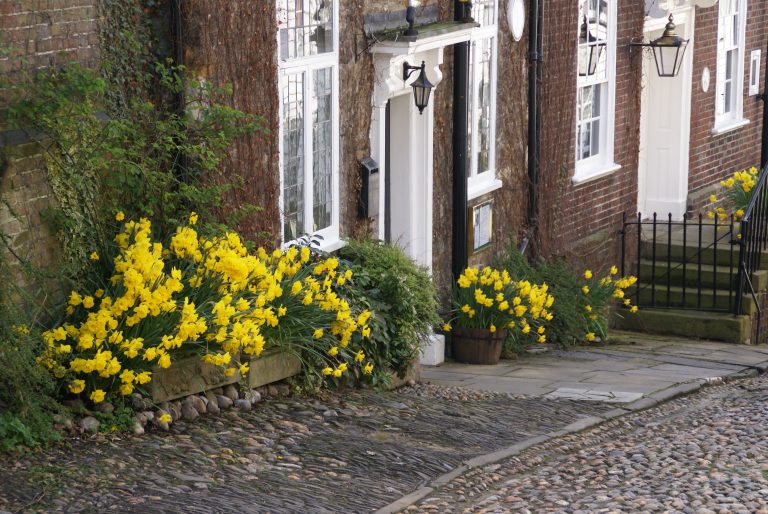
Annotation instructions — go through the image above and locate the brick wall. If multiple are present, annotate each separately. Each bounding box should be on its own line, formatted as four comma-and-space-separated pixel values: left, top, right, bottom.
0, 1, 99, 82
687, 2, 768, 213
0, 0, 100, 295
537, 0, 644, 272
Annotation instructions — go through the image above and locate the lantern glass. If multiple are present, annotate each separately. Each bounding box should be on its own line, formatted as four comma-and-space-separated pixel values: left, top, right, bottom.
652, 42, 688, 78
413, 84, 432, 113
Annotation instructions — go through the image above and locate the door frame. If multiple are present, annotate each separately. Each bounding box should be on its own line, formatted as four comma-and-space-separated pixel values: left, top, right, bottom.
638, 6, 694, 220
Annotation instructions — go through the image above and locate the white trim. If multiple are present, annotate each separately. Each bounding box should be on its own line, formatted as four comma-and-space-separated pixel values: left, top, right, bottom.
571, 162, 622, 185
711, 117, 750, 135
318, 237, 346, 253
574, 0, 618, 182
468, 177, 503, 200
369, 33, 451, 269
370, 27, 475, 56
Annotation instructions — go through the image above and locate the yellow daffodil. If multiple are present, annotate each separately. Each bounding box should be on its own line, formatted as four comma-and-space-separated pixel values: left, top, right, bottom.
68, 379, 85, 394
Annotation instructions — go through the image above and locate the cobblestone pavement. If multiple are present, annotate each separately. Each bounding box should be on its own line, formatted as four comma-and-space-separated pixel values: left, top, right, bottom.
408, 375, 768, 514
0, 385, 611, 513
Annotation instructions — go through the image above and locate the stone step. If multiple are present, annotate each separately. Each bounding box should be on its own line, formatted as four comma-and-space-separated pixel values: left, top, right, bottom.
639, 240, 755, 267
633, 261, 768, 291
613, 308, 752, 344
636, 285, 756, 315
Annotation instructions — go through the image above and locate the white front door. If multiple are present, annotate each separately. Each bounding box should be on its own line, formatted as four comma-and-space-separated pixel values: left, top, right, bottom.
638, 9, 694, 220
387, 93, 433, 269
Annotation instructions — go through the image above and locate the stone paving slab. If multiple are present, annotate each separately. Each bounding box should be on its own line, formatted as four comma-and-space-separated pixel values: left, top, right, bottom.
422, 331, 768, 403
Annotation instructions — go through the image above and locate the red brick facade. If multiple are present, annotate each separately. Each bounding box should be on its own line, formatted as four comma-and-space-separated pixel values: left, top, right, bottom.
537, 0, 644, 270
687, 1, 768, 205
536, 0, 767, 272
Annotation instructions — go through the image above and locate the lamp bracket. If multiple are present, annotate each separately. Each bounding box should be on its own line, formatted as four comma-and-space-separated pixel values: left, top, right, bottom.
403, 61, 425, 81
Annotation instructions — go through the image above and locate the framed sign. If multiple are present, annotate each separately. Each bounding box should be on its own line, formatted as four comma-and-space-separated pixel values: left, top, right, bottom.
468, 200, 493, 254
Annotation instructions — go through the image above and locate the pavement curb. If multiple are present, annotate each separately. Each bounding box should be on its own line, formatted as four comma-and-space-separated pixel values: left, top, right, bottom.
375, 367, 766, 514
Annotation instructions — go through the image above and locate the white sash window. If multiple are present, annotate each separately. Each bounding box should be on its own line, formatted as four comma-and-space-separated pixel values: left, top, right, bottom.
574, 0, 618, 183
278, 0, 340, 249
467, 0, 502, 200
714, 0, 748, 133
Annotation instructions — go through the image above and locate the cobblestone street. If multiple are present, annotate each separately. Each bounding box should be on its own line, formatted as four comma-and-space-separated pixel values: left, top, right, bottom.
0, 386, 609, 513
2, 337, 768, 513
409, 375, 768, 514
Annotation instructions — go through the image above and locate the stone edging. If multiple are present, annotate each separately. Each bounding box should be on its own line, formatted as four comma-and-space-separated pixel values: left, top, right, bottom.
374, 364, 768, 514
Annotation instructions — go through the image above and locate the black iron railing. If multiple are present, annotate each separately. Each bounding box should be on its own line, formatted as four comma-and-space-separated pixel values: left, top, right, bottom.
735, 163, 768, 342
620, 212, 740, 313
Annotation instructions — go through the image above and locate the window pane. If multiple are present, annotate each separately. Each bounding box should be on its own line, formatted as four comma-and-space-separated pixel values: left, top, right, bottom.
578, 0, 608, 81
473, 39, 493, 175
282, 73, 305, 241
576, 84, 602, 161
278, 0, 334, 60
312, 67, 333, 232
473, 0, 497, 27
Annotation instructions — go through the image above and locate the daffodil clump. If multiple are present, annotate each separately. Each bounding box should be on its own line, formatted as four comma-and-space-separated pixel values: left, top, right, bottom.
38, 213, 373, 405
707, 166, 760, 222
581, 267, 637, 342
445, 266, 555, 343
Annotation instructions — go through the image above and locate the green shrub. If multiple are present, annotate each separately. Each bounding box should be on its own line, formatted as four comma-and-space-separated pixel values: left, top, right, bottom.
0, 292, 61, 452
498, 244, 637, 348
337, 239, 440, 386
2, 62, 263, 287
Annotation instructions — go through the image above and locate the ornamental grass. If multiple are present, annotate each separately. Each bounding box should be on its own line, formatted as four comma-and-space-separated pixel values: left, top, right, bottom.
38, 214, 373, 406
445, 266, 555, 343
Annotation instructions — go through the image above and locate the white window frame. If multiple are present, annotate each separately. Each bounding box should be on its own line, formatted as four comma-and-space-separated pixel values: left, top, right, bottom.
713, 0, 748, 134
277, 0, 341, 251
749, 49, 761, 97
573, 0, 619, 184
467, 0, 502, 200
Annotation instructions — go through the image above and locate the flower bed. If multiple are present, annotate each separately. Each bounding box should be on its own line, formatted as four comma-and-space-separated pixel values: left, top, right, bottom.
38, 214, 374, 414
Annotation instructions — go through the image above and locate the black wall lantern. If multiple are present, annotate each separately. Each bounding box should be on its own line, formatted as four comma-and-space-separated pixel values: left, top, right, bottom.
632, 14, 689, 78
578, 15, 606, 77
403, 61, 434, 115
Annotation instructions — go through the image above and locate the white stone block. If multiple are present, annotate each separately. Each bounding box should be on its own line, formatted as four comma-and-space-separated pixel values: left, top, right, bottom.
420, 333, 445, 366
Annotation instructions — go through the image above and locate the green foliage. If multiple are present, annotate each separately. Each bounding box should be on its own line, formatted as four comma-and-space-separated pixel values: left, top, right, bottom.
98, 0, 157, 114
337, 239, 440, 381
90, 402, 136, 434
2, 62, 264, 288
0, 282, 61, 452
498, 243, 636, 348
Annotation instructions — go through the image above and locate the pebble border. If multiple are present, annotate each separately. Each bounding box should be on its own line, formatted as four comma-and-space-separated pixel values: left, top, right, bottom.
375, 365, 765, 514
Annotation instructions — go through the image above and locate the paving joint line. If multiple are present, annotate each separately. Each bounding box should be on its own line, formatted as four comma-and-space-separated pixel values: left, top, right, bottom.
374, 363, 767, 514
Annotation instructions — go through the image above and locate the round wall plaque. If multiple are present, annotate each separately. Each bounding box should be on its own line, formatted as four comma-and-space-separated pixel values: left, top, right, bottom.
701, 67, 710, 93
507, 0, 525, 42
